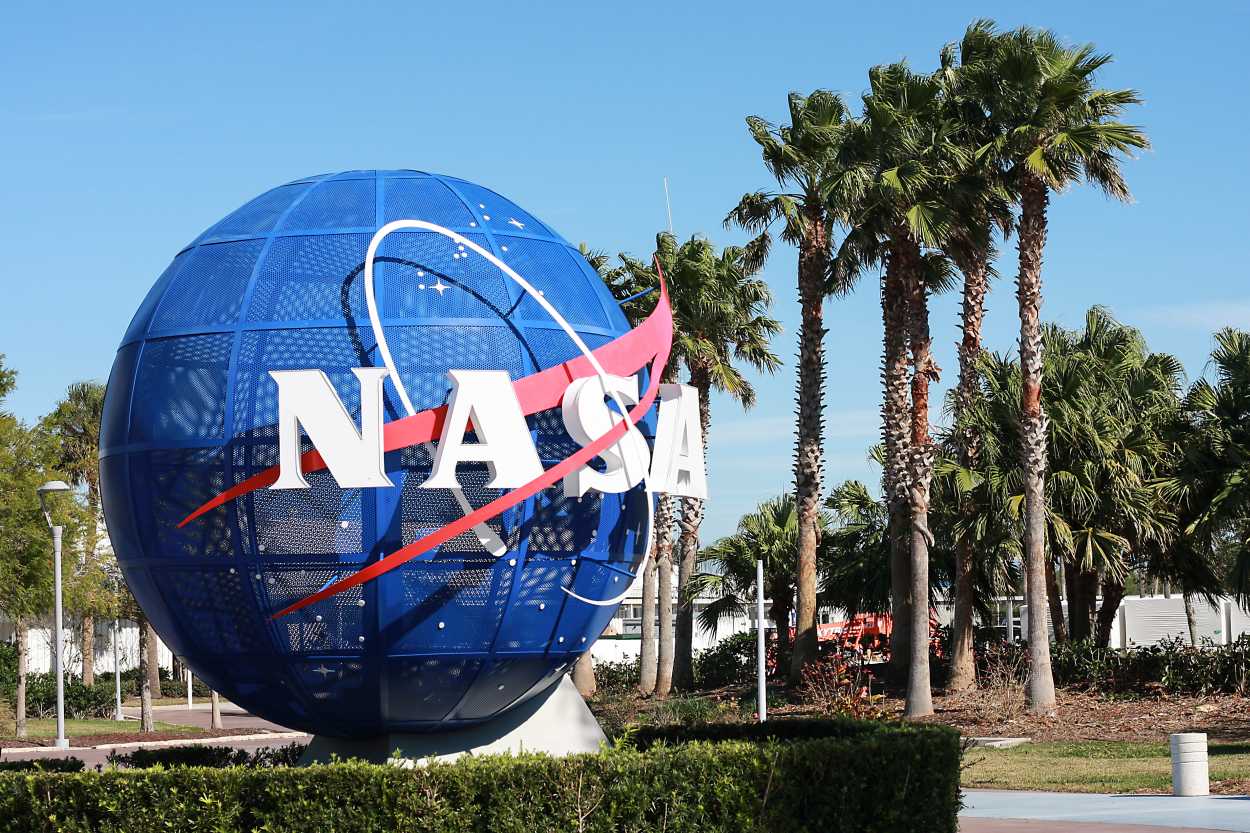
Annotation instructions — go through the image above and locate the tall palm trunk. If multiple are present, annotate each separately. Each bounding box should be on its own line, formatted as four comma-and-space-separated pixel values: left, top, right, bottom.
210, 690, 223, 729
1044, 556, 1068, 642
1183, 594, 1200, 647
899, 232, 936, 718
137, 616, 155, 732
789, 209, 829, 685
638, 549, 658, 695
1095, 578, 1126, 648
145, 619, 161, 697
655, 496, 676, 698
1018, 173, 1057, 714
948, 252, 990, 692
81, 615, 95, 687
674, 370, 712, 690
881, 262, 913, 685
15, 616, 27, 739
572, 652, 597, 698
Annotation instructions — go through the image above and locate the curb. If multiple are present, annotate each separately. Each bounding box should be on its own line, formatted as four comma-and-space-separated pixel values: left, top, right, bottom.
1, 731, 309, 756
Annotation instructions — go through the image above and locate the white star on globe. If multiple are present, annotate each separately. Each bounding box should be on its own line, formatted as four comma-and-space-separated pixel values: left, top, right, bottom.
507, 217, 525, 229
431, 279, 449, 295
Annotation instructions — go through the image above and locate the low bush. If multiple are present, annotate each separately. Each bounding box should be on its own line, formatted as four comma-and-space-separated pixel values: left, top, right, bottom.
797, 651, 887, 719
0, 720, 960, 833
591, 655, 640, 692
0, 758, 84, 773
16, 674, 115, 720
1051, 636, 1250, 695
694, 631, 757, 688
107, 742, 307, 769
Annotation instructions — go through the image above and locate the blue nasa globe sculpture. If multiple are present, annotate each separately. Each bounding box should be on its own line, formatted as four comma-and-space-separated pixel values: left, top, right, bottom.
100, 171, 651, 737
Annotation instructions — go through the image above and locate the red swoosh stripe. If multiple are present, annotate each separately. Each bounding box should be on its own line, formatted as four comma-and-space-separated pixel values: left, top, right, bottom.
270, 280, 672, 619
177, 285, 672, 529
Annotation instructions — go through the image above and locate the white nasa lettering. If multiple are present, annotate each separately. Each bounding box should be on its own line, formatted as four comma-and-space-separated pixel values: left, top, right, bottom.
421, 370, 544, 490
559, 374, 650, 498
648, 384, 708, 499
270, 367, 708, 500
270, 368, 393, 490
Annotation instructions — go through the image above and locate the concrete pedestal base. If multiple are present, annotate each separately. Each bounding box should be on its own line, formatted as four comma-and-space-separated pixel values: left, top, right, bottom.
299, 677, 605, 765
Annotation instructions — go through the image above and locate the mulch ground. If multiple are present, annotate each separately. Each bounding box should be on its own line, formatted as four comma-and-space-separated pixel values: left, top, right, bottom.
889, 689, 1250, 743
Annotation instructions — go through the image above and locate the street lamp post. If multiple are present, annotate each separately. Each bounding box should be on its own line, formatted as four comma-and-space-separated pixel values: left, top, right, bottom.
37, 480, 73, 750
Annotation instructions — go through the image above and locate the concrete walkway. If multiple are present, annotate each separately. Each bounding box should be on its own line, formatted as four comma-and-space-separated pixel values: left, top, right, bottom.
962, 790, 1250, 832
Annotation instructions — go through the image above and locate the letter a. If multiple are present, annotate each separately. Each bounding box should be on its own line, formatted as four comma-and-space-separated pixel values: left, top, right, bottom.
271, 368, 393, 490
422, 370, 544, 490
648, 384, 708, 499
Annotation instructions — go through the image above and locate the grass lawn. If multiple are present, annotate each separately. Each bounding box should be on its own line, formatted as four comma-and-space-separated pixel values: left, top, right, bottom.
7, 719, 208, 740
962, 741, 1250, 793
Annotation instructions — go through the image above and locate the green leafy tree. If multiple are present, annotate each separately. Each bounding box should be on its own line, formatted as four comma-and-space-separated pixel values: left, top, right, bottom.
728, 90, 864, 683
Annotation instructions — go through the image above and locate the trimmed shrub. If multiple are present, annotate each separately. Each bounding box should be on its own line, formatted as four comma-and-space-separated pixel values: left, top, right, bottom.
0, 721, 960, 833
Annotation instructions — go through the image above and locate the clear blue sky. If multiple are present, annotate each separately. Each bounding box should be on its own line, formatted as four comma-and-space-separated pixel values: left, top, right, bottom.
2, 1, 1247, 542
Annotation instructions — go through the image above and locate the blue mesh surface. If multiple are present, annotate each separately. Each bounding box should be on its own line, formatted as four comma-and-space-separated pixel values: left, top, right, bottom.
100, 170, 652, 737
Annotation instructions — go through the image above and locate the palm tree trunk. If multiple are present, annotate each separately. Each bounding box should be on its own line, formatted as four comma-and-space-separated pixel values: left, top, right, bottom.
137, 616, 155, 732
900, 233, 936, 718
948, 252, 990, 692
15, 616, 27, 739
1184, 594, 1200, 647
1095, 578, 1126, 649
210, 690, 223, 729
81, 615, 95, 687
145, 619, 161, 698
880, 263, 913, 686
638, 544, 659, 695
572, 651, 597, 698
655, 505, 676, 698
1018, 173, 1056, 714
1045, 557, 1068, 643
789, 210, 829, 685
673, 373, 712, 691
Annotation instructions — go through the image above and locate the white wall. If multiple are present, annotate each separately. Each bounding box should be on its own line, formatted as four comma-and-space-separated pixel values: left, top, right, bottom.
0, 617, 173, 676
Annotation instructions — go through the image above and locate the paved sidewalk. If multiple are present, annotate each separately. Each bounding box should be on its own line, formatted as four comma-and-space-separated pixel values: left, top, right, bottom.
962, 790, 1250, 832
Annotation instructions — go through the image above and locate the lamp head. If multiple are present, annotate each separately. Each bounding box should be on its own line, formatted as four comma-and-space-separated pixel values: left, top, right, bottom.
37, 480, 72, 519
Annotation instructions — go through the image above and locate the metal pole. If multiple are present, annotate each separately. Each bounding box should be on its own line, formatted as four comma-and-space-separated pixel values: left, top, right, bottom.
186, 665, 193, 709
113, 619, 124, 721
756, 559, 767, 723
51, 525, 68, 749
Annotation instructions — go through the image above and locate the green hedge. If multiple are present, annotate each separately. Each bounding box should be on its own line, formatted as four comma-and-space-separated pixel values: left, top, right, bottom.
0, 721, 959, 833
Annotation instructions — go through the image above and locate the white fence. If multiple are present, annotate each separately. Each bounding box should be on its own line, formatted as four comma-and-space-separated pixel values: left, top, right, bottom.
1011, 595, 1250, 648
0, 617, 174, 676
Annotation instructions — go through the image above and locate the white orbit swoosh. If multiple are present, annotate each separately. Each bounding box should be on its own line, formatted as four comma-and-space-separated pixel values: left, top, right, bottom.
362, 219, 654, 607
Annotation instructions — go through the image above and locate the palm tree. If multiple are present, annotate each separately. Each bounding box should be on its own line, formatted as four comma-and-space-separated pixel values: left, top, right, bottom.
664, 237, 781, 690
43, 381, 106, 686
1162, 329, 1250, 611
934, 21, 1016, 691
692, 494, 826, 649
602, 237, 682, 697
728, 90, 865, 683
611, 233, 782, 691
971, 25, 1149, 712
853, 61, 968, 717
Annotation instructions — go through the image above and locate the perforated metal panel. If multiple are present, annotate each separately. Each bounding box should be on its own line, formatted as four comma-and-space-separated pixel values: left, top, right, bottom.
99, 170, 653, 737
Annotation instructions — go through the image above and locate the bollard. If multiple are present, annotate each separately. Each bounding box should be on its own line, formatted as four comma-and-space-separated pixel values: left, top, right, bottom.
1170, 732, 1209, 796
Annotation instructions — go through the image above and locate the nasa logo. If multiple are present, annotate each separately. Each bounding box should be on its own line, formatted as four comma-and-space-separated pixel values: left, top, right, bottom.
179, 220, 704, 618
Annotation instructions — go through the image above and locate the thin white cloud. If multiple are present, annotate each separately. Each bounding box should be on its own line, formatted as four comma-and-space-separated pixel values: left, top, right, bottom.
1126, 301, 1250, 331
